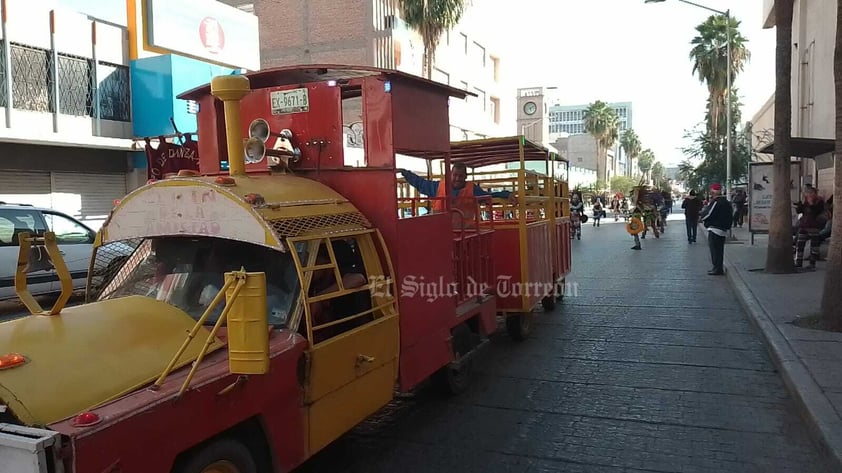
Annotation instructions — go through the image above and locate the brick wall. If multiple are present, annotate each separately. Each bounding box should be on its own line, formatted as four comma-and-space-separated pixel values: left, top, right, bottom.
244, 0, 373, 68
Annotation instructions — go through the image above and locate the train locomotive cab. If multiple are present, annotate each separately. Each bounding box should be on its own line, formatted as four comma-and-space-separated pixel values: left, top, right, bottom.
0, 66, 504, 473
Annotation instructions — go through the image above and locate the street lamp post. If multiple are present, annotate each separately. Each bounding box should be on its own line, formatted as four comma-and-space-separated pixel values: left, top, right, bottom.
645, 0, 732, 202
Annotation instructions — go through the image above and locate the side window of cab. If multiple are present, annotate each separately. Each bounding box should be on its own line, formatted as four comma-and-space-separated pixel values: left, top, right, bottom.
290, 233, 391, 345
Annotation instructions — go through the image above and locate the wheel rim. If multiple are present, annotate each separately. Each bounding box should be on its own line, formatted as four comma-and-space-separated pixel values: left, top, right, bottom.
201, 461, 241, 473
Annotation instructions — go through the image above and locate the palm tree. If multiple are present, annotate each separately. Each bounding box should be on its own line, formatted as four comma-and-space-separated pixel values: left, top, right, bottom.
689, 14, 750, 145
819, 0, 842, 329
651, 162, 665, 184
765, 0, 795, 274
638, 149, 655, 183
583, 101, 619, 182
397, 0, 467, 78
621, 129, 642, 177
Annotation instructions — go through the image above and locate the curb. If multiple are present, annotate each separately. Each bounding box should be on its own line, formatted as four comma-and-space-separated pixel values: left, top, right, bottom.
725, 257, 842, 472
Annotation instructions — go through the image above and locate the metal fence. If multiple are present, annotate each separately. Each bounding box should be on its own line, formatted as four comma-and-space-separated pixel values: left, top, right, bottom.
0, 41, 130, 122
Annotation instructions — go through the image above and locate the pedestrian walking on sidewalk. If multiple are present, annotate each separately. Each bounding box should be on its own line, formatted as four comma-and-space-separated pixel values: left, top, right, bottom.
592, 200, 603, 227
681, 190, 703, 243
700, 183, 731, 276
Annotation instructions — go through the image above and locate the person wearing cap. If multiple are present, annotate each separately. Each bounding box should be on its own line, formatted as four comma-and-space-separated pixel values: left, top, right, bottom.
681, 190, 703, 243
700, 183, 732, 275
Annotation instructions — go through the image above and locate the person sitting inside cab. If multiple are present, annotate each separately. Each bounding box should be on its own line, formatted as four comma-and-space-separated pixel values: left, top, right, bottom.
308, 241, 372, 343
398, 163, 517, 221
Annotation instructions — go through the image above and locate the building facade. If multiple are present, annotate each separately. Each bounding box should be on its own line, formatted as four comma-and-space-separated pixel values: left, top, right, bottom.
758, 0, 836, 196
222, 0, 505, 155
0, 0, 260, 229
549, 101, 633, 179
0, 0, 133, 230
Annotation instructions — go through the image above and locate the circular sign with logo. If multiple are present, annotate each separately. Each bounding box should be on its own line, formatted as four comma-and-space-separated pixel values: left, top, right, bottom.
199, 17, 225, 54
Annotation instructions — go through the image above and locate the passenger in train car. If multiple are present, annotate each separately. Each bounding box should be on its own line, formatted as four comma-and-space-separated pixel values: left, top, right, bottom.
397, 163, 518, 210
308, 241, 372, 343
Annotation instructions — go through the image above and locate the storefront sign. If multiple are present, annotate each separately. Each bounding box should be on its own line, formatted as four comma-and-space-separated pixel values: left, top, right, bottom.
145, 0, 259, 70
748, 161, 802, 234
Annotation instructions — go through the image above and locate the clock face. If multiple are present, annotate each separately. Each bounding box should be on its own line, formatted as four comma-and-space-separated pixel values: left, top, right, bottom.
524, 101, 537, 115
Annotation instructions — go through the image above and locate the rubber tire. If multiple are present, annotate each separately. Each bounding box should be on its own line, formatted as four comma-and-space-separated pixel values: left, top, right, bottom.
541, 296, 556, 311
506, 313, 531, 341
434, 324, 475, 395
177, 438, 257, 473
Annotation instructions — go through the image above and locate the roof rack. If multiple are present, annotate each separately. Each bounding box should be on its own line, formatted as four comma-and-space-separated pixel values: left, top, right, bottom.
0, 202, 34, 207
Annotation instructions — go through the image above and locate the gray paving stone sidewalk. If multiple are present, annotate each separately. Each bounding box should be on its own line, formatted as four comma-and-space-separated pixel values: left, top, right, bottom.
724, 225, 842, 471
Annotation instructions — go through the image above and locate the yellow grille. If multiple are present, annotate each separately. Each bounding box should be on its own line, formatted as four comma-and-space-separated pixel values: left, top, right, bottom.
269, 212, 371, 238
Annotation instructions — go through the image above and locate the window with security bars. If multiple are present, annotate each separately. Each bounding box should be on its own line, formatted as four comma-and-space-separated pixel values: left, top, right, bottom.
97, 62, 130, 122
58, 54, 93, 116
0, 45, 6, 108
4, 41, 130, 122
11, 43, 50, 112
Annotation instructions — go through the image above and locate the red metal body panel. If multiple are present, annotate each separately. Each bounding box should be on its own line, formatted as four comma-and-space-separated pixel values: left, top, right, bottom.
555, 219, 572, 281
394, 214, 458, 391
51, 331, 309, 473
488, 222, 554, 312
525, 222, 554, 308
390, 79, 451, 154
239, 82, 344, 172
490, 228, 521, 311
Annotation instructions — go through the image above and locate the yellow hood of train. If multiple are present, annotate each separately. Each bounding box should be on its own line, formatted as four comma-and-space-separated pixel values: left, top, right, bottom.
0, 296, 224, 426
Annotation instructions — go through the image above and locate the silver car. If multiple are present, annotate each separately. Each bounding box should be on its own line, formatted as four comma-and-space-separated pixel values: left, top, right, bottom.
0, 203, 113, 301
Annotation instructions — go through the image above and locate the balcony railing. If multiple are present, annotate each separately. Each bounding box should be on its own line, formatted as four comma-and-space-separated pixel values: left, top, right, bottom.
0, 41, 130, 122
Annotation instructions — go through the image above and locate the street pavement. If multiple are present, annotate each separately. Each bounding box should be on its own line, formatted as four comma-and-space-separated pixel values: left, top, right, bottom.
725, 225, 842, 471
297, 213, 831, 473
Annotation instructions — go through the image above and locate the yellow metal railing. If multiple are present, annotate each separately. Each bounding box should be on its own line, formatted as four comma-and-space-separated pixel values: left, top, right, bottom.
153, 270, 250, 397
14, 231, 73, 316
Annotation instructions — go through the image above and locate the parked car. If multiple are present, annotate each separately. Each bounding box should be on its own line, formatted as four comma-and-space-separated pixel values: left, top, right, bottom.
0, 202, 130, 301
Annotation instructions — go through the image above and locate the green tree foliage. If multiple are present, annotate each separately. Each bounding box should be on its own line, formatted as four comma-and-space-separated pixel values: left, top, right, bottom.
610, 175, 637, 196
398, 0, 467, 78
583, 101, 620, 182
690, 14, 750, 144
679, 123, 751, 190
638, 149, 655, 180
620, 129, 642, 173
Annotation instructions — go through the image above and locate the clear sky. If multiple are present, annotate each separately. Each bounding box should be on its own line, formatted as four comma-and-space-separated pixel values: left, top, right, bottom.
474, 0, 775, 167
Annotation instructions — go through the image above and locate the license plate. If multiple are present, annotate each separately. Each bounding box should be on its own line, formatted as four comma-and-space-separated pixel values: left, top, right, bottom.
270, 88, 309, 115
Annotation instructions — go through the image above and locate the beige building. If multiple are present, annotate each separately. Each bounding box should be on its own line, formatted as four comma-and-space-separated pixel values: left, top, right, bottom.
222, 0, 505, 144
756, 0, 836, 194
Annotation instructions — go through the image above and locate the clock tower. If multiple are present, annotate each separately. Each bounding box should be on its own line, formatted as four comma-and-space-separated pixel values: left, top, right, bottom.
516, 87, 551, 146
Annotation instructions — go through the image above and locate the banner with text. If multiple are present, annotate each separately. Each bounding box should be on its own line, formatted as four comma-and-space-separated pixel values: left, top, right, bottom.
749, 161, 802, 234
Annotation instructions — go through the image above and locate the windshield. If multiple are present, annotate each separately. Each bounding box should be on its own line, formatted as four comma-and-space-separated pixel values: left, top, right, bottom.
98, 237, 302, 327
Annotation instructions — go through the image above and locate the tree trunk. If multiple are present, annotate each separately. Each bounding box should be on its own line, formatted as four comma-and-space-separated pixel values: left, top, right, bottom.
765, 0, 796, 274
820, 0, 842, 329
597, 145, 606, 183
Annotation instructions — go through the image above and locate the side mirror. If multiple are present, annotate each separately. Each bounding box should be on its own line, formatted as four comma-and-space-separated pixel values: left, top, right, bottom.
225, 271, 270, 375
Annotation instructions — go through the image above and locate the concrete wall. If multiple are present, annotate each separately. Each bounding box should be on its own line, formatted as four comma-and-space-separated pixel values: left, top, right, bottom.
751, 94, 774, 163
792, 0, 836, 140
